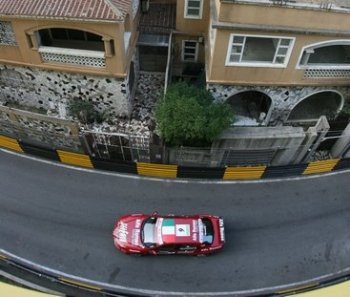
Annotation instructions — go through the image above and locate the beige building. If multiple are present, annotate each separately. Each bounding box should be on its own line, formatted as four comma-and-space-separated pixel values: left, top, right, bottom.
0, 0, 140, 118
205, 0, 350, 128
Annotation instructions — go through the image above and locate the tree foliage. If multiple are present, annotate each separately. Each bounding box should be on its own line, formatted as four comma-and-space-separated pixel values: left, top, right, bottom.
155, 82, 234, 146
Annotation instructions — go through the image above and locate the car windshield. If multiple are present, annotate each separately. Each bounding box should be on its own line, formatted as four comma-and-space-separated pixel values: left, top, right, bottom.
141, 216, 157, 247
201, 218, 214, 244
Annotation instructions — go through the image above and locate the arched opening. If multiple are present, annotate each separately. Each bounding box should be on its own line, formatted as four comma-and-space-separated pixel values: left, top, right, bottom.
227, 91, 272, 126
299, 41, 350, 67
288, 91, 343, 121
38, 28, 104, 51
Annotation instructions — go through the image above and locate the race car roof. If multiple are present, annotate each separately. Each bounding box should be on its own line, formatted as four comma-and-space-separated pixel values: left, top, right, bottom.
156, 217, 203, 245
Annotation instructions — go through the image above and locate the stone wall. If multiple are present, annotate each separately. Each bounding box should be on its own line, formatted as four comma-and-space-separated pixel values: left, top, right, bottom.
0, 64, 132, 118
0, 105, 81, 151
208, 84, 350, 126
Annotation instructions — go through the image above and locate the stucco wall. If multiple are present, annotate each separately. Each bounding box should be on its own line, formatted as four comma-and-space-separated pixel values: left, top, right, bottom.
207, 29, 350, 86
176, 0, 210, 34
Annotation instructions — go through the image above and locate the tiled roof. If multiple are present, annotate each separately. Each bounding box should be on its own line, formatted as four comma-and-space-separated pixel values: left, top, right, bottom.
0, 0, 132, 21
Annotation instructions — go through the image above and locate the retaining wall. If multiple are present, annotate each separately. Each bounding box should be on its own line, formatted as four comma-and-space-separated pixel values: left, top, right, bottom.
1, 134, 349, 180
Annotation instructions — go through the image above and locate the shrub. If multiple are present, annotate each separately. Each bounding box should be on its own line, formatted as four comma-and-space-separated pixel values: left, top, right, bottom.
155, 82, 233, 147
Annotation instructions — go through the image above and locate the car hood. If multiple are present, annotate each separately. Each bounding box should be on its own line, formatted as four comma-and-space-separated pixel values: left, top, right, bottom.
113, 214, 146, 249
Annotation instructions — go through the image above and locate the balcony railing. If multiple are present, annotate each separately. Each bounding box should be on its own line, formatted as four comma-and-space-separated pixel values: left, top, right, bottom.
304, 68, 350, 79
38, 46, 106, 68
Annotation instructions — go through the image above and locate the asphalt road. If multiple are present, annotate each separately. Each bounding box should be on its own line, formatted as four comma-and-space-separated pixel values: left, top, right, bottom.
1, 150, 350, 296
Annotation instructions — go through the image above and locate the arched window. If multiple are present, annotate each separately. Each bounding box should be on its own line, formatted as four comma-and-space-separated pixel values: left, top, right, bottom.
299, 41, 350, 68
38, 28, 104, 51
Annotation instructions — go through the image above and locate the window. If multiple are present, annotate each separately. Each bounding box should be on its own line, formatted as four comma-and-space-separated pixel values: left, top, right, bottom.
182, 40, 198, 62
185, 0, 203, 19
201, 218, 214, 244
226, 34, 294, 67
299, 41, 350, 69
38, 28, 104, 51
141, 216, 157, 247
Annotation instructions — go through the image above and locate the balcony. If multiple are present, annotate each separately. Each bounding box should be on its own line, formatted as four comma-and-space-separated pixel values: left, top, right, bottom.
39, 46, 106, 68
35, 28, 107, 68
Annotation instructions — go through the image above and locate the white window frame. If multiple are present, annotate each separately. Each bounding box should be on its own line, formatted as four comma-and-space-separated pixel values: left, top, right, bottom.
225, 33, 295, 68
297, 40, 350, 70
184, 0, 203, 19
182, 40, 199, 62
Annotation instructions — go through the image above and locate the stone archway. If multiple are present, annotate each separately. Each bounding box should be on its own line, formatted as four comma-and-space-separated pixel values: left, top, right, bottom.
227, 91, 272, 126
287, 91, 343, 121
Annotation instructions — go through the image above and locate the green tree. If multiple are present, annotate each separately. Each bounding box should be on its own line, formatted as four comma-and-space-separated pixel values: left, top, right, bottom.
155, 82, 234, 147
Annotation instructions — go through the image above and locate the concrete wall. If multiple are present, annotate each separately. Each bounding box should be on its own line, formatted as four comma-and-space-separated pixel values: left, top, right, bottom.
213, 126, 306, 165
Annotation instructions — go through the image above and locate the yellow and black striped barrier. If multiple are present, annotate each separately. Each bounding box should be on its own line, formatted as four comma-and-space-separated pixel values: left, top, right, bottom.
137, 162, 177, 178
0, 135, 23, 153
303, 159, 340, 175
57, 150, 94, 169
0, 134, 349, 180
224, 165, 266, 180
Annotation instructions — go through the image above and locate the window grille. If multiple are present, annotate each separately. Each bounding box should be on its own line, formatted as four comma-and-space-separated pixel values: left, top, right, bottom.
304, 69, 350, 79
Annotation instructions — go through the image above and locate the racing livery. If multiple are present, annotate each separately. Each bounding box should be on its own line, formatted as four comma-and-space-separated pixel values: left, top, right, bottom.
113, 212, 225, 255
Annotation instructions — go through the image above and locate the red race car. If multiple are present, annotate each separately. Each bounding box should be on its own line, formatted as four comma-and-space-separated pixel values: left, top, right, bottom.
112, 212, 225, 256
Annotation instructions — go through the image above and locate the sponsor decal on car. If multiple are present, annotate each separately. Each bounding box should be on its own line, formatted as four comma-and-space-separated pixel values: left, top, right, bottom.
118, 222, 128, 243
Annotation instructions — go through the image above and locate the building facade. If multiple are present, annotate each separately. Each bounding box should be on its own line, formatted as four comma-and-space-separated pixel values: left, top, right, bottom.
0, 0, 140, 118
1, 0, 350, 164
205, 0, 350, 128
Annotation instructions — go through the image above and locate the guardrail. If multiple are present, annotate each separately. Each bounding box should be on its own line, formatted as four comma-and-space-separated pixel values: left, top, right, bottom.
1, 249, 350, 297
1, 135, 349, 180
